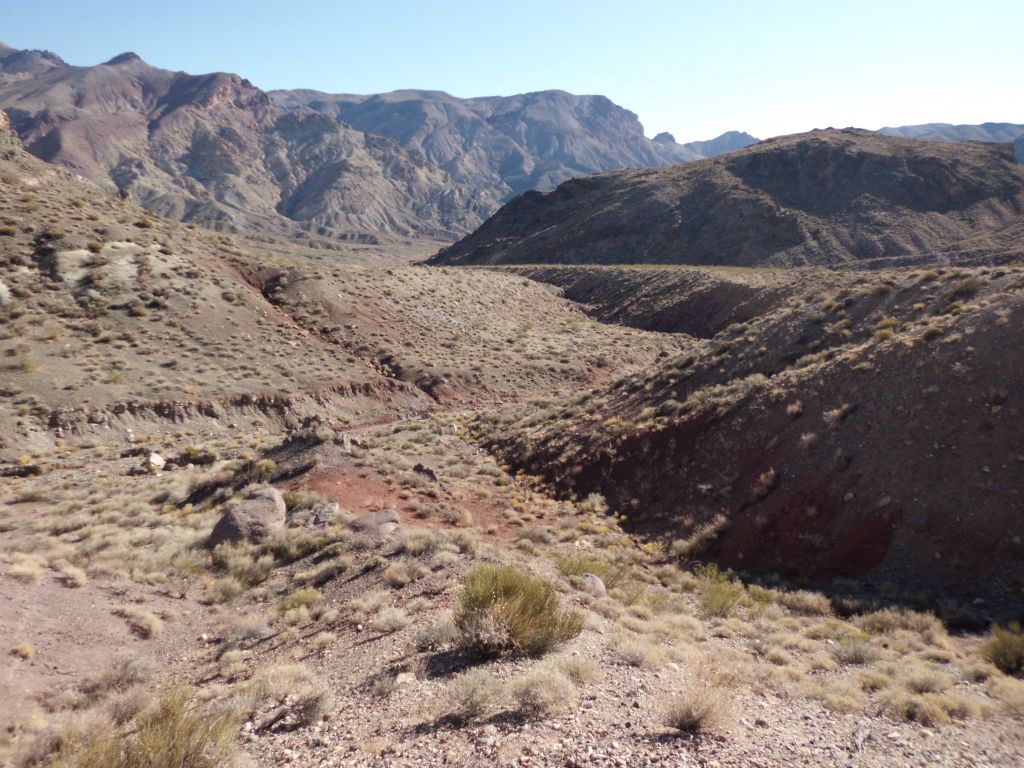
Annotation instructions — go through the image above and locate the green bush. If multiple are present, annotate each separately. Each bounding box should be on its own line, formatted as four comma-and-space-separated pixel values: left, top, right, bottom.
696, 564, 743, 618
983, 622, 1024, 677
554, 553, 629, 588
454, 563, 582, 656
52, 687, 239, 768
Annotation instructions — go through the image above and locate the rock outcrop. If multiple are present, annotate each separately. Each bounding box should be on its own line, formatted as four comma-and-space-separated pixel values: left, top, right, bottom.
208, 487, 286, 547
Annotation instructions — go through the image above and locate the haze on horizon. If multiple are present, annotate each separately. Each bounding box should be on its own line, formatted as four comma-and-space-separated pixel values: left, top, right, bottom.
3, 0, 1022, 142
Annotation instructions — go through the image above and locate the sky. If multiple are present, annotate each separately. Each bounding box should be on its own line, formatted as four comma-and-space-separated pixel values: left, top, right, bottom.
3, 0, 1022, 141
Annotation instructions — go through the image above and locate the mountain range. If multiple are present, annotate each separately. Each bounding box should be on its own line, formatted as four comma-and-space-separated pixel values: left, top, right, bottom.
0, 43, 488, 243
2, 43, 1022, 253
0, 43, 757, 243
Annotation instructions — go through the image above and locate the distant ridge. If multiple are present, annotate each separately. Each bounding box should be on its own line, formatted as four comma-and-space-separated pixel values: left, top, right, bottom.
880, 121, 1024, 144
432, 128, 1024, 269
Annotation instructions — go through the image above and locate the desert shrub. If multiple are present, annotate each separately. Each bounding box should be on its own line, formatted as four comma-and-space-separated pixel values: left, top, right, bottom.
877, 689, 967, 726
695, 565, 743, 618
294, 555, 350, 587
946, 276, 981, 300
448, 668, 505, 721
982, 622, 1024, 677
663, 684, 729, 735
55, 561, 88, 588
263, 529, 331, 563
79, 658, 151, 704
554, 656, 604, 686
237, 664, 313, 712
383, 560, 426, 588
903, 665, 951, 694
454, 563, 583, 656
611, 636, 665, 669
51, 687, 239, 768
989, 675, 1024, 716
115, 607, 162, 639
775, 589, 832, 616
400, 531, 447, 557
413, 619, 460, 651
212, 544, 274, 586
105, 687, 151, 725
280, 490, 328, 512
292, 687, 334, 726
831, 639, 877, 666
374, 607, 410, 633
855, 607, 941, 637
510, 668, 577, 718
554, 553, 628, 588
348, 589, 391, 624
278, 588, 321, 614
668, 514, 728, 560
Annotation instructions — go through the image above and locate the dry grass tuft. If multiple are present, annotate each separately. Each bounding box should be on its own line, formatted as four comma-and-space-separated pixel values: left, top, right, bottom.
982, 622, 1024, 677
454, 563, 582, 656
611, 636, 666, 669
663, 684, 730, 735
115, 607, 163, 639
448, 668, 505, 721
51, 686, 240, 768
510, 668, 577, 719
11, 642, 36, 660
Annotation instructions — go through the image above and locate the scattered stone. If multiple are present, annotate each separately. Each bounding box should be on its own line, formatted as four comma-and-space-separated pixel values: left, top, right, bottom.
144, 452, 165, 473
312, 502, 340, 526
578, 572, 607, 598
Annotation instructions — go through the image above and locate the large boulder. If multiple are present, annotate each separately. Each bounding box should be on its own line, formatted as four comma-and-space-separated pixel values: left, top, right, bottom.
208, 487, 286, 547
578, 573, 607, 598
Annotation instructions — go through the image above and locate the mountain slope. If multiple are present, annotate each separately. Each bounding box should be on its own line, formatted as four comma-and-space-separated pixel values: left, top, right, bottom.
472, 263, 1024, 606
431, 128, 1024, 269
0, 46, 487, 242
0, 113, 676, 456
270, 88, 757, 206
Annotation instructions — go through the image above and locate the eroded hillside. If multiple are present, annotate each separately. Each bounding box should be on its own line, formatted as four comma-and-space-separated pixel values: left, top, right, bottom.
0, 118, 679, 460
470, 264, 1024, 611
432, 129, 1024, 268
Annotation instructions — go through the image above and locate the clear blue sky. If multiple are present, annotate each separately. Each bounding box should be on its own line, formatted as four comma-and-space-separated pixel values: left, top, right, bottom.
3, 0, 1022, 141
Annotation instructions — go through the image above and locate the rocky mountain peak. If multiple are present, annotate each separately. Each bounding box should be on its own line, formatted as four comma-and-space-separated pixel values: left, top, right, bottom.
103, 51, 144, 66
0, 45, 66, 75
